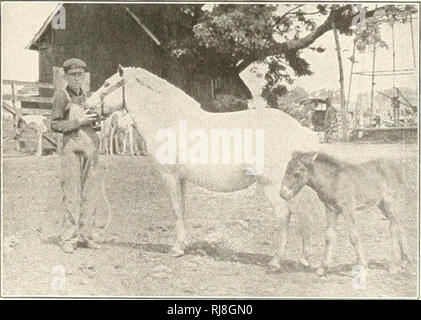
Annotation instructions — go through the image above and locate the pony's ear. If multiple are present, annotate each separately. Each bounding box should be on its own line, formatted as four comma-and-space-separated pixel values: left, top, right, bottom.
118, 64, 124, 76
300, 152, 318, 166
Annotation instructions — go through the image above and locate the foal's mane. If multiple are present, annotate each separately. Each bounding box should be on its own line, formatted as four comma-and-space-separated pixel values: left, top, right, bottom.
314, 152, 350, 170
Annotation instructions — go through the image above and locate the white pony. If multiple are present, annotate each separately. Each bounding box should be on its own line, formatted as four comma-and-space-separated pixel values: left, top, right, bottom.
15, 115, 48, 156
101, 110, 135, 155
87, 66, 319, 269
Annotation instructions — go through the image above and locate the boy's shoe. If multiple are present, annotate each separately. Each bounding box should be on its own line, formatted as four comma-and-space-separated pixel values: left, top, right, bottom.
62, 242, 75, 254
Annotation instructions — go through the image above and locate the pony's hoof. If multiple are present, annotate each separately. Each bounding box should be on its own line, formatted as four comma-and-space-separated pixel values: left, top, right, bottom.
316, 267, 327, 277
299, 258, 310, 268
170, 247, 184, 257
268, 258, 281, 270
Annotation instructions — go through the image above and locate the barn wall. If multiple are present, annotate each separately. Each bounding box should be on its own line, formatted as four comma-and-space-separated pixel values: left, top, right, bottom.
34, 4, 250, 108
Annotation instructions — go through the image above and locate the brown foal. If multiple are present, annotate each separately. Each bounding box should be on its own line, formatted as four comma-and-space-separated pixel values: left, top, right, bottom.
279, 151, 411, 276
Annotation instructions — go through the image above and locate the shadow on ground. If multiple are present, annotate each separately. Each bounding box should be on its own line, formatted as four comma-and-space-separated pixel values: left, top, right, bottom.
42, 235, 393, 276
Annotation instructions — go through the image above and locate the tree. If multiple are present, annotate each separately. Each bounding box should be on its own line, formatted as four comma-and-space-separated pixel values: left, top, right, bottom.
332, 19, 347, 140
166, 4, 416, 103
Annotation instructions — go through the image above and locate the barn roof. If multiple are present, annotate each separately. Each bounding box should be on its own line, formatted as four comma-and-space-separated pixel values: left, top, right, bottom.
25, 3, 63, 50
25, 3, 164, 51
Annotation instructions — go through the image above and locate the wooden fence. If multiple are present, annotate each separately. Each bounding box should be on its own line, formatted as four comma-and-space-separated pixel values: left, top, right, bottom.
2, 79, 54, 116
2, 79, 58, 153
2, 68, 90, 154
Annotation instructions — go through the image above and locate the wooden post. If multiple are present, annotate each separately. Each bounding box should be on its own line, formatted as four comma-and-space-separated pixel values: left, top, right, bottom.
391, 23, 399, 126
347, 40, 356, 112
369, 43, 377, 124
53, 67, 65, 155
410, 12, 416, 71
11, 81, 18, 128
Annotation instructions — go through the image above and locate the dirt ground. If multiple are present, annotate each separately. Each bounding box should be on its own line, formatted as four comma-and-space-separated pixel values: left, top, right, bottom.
1, 143, 418, 298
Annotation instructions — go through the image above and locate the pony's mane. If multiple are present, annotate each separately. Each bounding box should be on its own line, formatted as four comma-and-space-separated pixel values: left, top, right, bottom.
126, 67, 201, 111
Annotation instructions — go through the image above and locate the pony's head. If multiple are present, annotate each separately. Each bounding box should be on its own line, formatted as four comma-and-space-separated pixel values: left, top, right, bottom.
279, 151, 318, 200
86, 65, 130, 116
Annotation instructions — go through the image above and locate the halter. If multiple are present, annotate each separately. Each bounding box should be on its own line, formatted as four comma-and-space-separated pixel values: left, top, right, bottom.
95, 78, 126, 118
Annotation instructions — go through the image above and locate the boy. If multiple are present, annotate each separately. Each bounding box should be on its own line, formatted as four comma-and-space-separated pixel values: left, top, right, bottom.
51, 58, 102, 253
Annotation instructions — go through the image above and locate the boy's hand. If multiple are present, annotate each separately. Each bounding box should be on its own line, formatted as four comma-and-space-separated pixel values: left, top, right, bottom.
78, 109, 97, 127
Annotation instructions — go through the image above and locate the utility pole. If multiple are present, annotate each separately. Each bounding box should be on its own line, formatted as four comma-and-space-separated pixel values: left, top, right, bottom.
369, 42, 377, 124
332, 20, 348, 141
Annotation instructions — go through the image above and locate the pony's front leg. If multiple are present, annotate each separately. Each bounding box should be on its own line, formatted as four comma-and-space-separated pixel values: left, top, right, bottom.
36, 129, 43, 156
160, 172, 188, 257
128, 127, 134, 156
263, 183, 290, 270
109, 126, 115, 155
122, 131, 127, 155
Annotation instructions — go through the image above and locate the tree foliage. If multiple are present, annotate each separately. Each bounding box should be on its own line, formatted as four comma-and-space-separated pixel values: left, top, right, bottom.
164, 4, 417, 103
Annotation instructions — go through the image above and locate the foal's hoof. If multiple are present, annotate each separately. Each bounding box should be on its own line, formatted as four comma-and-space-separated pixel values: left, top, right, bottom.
170, 242, 186, 257
399, 259, 410, 270
389, 263, 402, 274
402, 253, 412, 264
268, 258, 281, 271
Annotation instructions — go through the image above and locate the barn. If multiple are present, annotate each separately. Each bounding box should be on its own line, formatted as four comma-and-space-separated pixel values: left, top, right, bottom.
26, 3, 252, 111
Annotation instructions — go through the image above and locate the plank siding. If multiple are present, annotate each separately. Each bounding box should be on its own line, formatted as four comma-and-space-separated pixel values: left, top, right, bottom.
32, 4, 251, 110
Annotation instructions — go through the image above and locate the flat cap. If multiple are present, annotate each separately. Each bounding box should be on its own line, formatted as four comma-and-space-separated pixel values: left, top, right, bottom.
63, 58, 87, 73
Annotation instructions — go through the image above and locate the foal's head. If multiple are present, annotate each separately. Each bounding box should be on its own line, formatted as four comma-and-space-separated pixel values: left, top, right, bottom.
279, 151, 318, 200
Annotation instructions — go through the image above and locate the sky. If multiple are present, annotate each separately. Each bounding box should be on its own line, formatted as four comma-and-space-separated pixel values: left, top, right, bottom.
2, 2, 419, 104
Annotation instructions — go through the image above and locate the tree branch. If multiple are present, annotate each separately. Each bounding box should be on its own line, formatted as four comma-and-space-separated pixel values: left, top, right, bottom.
235, 6, 382, 73
277, 4, 305, 22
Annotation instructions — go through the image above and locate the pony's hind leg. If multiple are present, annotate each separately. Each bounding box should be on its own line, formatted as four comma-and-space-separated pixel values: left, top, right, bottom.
128, 127, 134, 156
262, 183, 291, 270
378, 197, 411, 272
160, 172, 188, 257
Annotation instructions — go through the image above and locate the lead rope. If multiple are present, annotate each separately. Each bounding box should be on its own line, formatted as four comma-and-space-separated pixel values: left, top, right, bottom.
96, 158, 113, 238
95, 81, 127, 239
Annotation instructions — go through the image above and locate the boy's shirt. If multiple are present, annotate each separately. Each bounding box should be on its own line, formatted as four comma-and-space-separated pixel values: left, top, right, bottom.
51, 86, 99, 152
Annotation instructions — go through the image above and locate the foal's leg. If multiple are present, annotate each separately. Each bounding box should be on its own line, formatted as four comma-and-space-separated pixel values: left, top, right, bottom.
262, 183, 291, 270
343, 208, 367, 269
294, 208, 314, 268
317, 205, 338, 276
378, 197, 411, 273
160, 172, 188, 257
